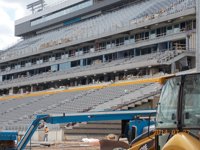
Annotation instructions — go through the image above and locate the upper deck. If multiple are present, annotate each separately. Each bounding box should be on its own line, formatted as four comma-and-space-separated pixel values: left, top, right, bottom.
15, 0, 125, 36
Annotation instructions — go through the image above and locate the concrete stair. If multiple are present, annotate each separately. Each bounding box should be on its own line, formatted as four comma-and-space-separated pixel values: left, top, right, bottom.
114, 93, 160, 110
63, 121, 121, 140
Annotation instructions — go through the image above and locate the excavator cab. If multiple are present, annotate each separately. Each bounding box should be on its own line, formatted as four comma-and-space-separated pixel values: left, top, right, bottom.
156, 73, 200, 150
129, 73, 200, 150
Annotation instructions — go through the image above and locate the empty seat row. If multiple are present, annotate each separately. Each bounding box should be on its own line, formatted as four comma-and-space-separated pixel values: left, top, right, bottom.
0, 82, 159, 130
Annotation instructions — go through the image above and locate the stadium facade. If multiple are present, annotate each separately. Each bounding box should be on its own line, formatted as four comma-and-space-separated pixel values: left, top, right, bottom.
0, 0, 197, 95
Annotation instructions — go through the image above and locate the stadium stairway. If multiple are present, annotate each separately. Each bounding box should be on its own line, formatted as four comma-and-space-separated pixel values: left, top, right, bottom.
158, 50, 195, 65
60, 83, 161, 140
91, 83, 161, 111
62, 120, 121, 140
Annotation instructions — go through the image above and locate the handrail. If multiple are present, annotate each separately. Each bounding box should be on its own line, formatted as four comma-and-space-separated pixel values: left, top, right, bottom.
0, 29, 192, 75
0, 48, 193, 88
0, 0, 195, 62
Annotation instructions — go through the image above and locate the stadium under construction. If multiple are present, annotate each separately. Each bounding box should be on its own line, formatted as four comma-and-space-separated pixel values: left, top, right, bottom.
0, 0, 199, 149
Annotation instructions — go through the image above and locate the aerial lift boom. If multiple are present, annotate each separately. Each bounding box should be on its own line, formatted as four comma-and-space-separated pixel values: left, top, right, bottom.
17, 110, 156, 150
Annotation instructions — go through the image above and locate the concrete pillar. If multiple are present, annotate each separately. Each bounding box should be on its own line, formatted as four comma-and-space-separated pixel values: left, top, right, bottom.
191, 57, 196, 68
80, 59, 83, 66
196, 0, 200, 71
134, 49, 136, 56
31, 86, 34, 92
186, 35, 189, 51
171, 62, 176, 73
115, 75, 119, 82
20, 88, 23, 94
85, 78, 89, 85
149, 68, 159, 76
74, 80, 78, 86
167, 41, 170, 50
92, 78, 95, 84
157, 43, 160, 52
103, 55, 106, 62
9, 88, 13, 95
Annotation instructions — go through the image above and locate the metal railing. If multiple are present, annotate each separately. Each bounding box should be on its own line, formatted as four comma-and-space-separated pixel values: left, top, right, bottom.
0, 28, 192, 75
0, 0, 195, 62
0, 49, 194, 89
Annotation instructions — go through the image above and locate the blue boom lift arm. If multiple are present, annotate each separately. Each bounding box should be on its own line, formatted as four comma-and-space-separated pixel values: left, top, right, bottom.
17, 110, 156, 150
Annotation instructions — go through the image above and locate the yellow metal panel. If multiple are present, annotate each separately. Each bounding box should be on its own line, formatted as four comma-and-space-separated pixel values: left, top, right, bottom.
162, 132, 200, 150
129, 133, 155, 150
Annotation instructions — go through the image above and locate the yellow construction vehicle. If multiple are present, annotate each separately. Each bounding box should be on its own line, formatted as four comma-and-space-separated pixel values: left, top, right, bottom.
130, 72, 200, 150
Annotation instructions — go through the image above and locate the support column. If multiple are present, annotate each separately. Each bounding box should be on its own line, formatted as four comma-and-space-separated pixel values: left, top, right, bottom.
196, 0, 200, 71
149, 68, 159, 76
80, 59, 83, 67
85, 78, 89, 85
9, 87, 13, 95
157, 43, 160, 52
115, 73, 119, 82
31, 86, 34, 93
171, 62, 176, 73
186, 35, 189, 51
20, 88, 23, 94
167, 41, 170, 50
134, 49, 136, 56
103, 55, 106, 62
74, 80, 78, 86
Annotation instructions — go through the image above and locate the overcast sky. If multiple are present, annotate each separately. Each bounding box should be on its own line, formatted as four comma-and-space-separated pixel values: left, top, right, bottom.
0, 0, 68, 50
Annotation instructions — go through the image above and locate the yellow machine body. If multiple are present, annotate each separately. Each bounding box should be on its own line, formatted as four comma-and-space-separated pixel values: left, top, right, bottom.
162, 132, 200, 150
129, 73, 200, 150
129, 132, 155, 150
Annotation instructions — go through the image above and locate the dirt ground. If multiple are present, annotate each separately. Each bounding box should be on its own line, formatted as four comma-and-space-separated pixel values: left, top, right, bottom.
30, 141, 100, 150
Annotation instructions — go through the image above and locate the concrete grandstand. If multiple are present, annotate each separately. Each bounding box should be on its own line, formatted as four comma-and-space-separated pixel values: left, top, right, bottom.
0, 0, 199, 142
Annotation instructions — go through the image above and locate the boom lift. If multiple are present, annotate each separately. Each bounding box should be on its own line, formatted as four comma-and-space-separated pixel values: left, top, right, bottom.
0, 110, 156, 150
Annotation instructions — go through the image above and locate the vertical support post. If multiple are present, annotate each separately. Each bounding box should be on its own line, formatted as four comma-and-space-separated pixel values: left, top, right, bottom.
9, 87, 13, 95
186, 35, 189, 51
80, 59, 83, 67
196, 0, 200, 71
157, 44, 160, 52
171, 62, 176, 73
134, 48, 136, 57
85, 77, 89, 85
31, 86, 34, 93
103, 55, 106, 62
20, 88, 23, 94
